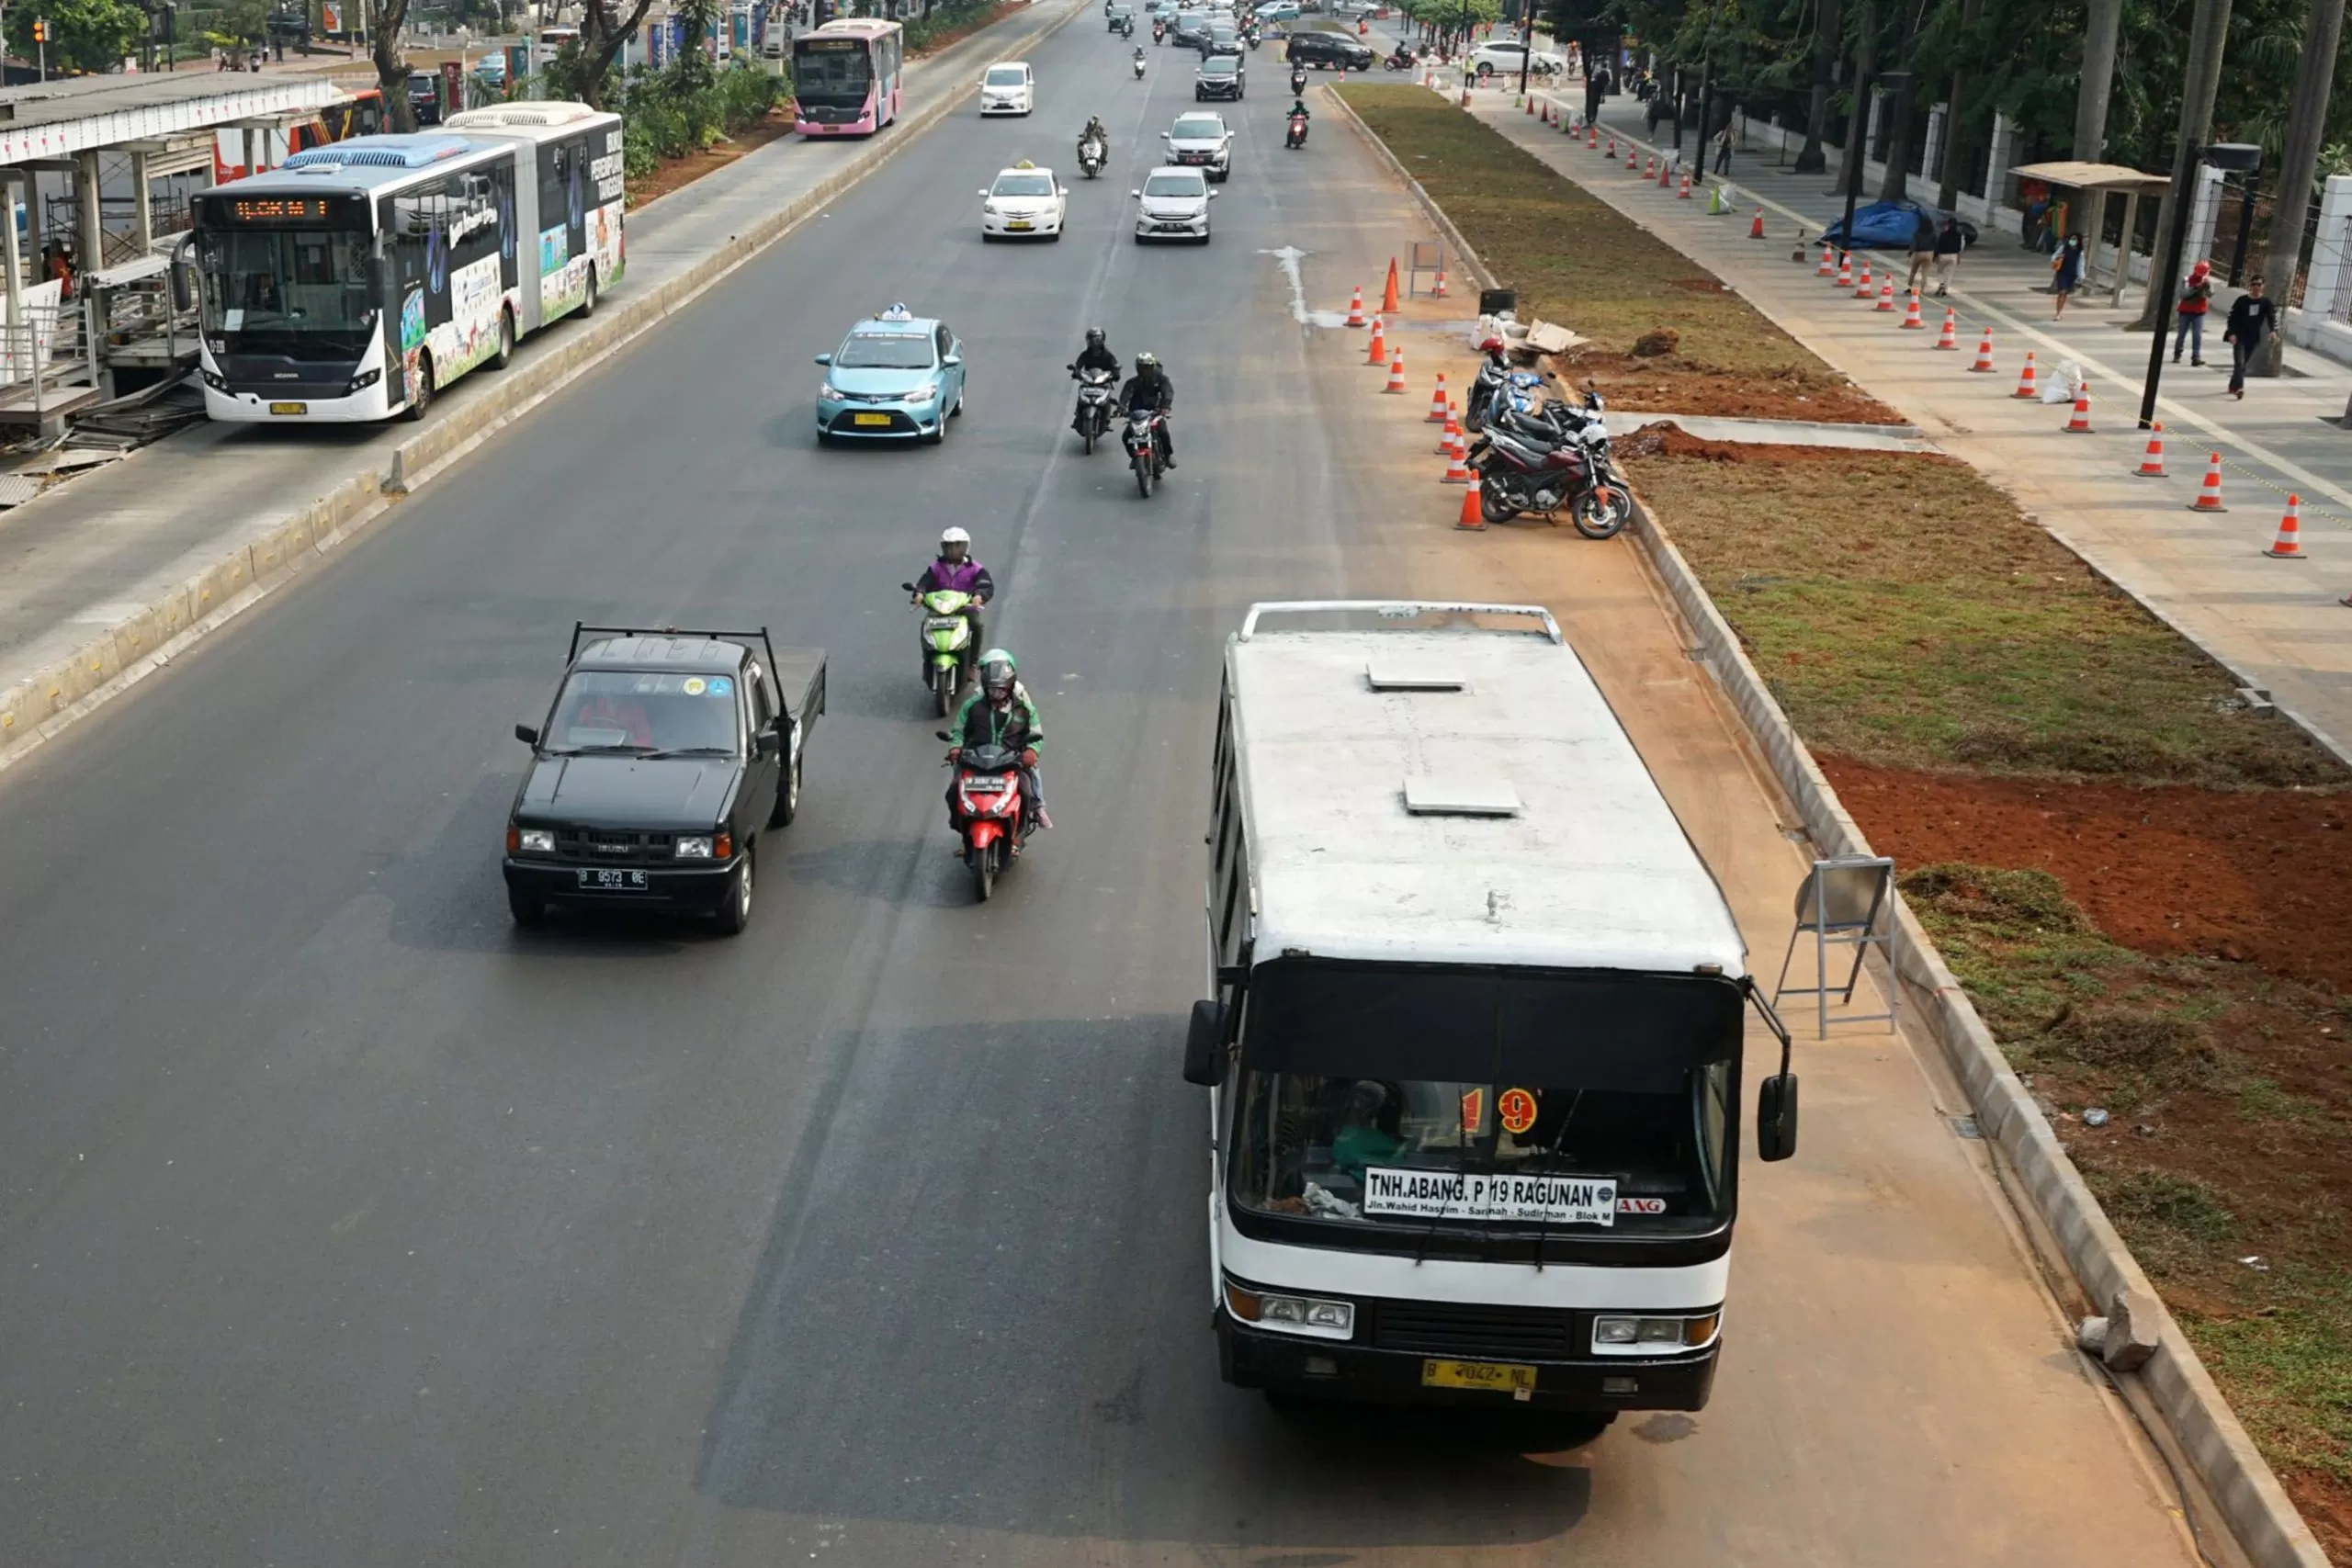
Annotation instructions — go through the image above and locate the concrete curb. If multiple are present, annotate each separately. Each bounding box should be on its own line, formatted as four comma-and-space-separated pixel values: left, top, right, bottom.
0, 0, 1088, 771
1623, 494, 2333, 1568
1334, 87, 2334, 1568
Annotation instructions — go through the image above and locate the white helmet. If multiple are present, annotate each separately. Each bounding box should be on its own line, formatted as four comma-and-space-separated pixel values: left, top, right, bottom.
940, 526, 971, 547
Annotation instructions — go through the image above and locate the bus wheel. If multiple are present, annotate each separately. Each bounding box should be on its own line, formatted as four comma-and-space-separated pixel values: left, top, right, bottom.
580, 265, 598, 318
402, 355, 435, 422
489, 309, 514, 371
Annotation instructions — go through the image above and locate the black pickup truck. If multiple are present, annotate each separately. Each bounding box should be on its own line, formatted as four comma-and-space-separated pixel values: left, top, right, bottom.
501, 624, 826, 935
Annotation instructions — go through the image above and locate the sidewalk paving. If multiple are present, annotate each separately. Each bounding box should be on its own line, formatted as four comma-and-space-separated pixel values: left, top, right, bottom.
0, 0, 1083, 749
1453, 75, 2352, 761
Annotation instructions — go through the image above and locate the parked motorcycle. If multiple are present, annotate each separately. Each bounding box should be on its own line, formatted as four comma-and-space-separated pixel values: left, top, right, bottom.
1121, 408, 1167, 497
1285, 109, 1309, 148
902, 583, 981, 716
1078, 134, 1106, 176
937, 734, 1027, 901
1465, 388, 1631, 539
1069, 364, 1117, 451
1463, 348, 1546, 432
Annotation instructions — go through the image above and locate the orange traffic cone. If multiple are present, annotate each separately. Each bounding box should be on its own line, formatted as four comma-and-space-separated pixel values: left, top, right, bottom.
1524, 94, 1535, 115
1625, 142, 1638, 169
1816, 243, 1835, 276
1366, 317, 1386, 365
1345, 287, 1365, 328
1969, 325, 1996, 371
1382, 258, 1400, 315
1645, 154, 1656, 179
1431, 267, 1449, 299
2265, 496, 2307, 557
1604, 134, 1616, 158
2011, 351, 2038, 398
1589, 124, 1599, 148
1749, 206, 1766, 239
1436, 406, 1461, 453
2063, 387, 2092, 433
1384, 352, 1408, 393
1835, 252, 1852, 288
2134, 423, 2166, 478
1876, 280, 1895, 311
2188, 453, 2228, 512
1932, 307, 1958, 348
1900, 291, 1925, 328
1456, 480, 1487, 530
1679, 169, 1693, 199
1427, 374, 1450, 422
1441, 433, 1471, 483
1855, 260, 1872, 297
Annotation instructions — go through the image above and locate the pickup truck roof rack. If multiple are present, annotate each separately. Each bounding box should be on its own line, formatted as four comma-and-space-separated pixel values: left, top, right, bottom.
569, 622, 780, 674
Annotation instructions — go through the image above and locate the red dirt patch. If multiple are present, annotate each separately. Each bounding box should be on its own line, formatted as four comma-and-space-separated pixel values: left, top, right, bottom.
1555, 348, 1905, 424
1822, 757, 2352, 992
628, 107, 797, 209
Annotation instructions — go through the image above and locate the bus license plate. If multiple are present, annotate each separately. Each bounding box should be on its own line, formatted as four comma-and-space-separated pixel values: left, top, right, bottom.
1421, 1359, 1537, 1393
268, 401, 308, 415
852, 412, 892, 426
576, 868, 649, 892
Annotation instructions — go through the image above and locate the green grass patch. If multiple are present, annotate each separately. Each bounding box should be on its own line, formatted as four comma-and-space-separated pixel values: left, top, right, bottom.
1622, 448, 2341, 787
1335, 85, 1819, 378
2182, 1269, 2352, 1488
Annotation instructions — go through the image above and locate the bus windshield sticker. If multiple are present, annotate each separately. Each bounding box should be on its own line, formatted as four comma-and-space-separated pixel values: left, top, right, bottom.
1617, 1196, 1668, 1214
1363, 1168, 1617, 1227
1457, 1086, 1484, 1136
1497, 1087, 1539, 1135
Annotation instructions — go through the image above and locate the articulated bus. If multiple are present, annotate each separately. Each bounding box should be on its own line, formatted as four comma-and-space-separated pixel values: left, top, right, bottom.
191, 105, 623, 423
792, 19, 904, 136
1185, 603, 1799, 1423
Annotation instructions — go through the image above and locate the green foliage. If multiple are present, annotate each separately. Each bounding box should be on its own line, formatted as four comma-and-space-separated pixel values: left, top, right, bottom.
902, 0, 1005, 51
618, 59, 784, 172
8, 0, 146, 73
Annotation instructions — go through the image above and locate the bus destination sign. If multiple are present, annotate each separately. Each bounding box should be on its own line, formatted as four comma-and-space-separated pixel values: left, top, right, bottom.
798, 36, 860, 48
227, 197, 330, 221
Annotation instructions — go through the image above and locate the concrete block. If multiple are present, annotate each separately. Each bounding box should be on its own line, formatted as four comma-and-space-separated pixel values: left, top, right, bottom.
2100, 1286, 2163, 1371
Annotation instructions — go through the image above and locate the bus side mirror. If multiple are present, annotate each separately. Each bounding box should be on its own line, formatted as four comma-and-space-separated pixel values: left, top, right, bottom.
1756, 1074, 1799, 1162
1182, 998, 1227, 1086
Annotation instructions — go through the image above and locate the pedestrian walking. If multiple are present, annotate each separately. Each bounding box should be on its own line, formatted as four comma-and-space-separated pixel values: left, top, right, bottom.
2051, 232, 2085, 318
2173, 259, 2212, 367
1713, 121, 1734, 175
1906, 210, 1937, 295
1932, 217, 1964, 296
2224, 274, 2278, 399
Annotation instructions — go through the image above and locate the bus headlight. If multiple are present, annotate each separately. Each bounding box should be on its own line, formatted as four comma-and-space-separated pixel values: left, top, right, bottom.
345, 367, 381, 396
200, 367, 228, 391
1224, 1279, 1353, 1338
1593, 1313, 1719, 1350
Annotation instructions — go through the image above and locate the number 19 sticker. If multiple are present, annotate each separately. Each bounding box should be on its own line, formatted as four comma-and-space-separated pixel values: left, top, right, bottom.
1498, 1087, 1539, 1135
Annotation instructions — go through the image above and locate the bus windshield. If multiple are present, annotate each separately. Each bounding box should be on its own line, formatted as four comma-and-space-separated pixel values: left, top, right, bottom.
196, 220, 376, 357
1228, 962, 1741, 1237
795, 40, 874, 97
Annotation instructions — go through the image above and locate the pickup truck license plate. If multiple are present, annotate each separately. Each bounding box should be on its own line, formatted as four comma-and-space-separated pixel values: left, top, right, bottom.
1421, 1359, 1537, 1393
576, 868, 650, 892
852, 412, 892, 426
268, 401, 308, 415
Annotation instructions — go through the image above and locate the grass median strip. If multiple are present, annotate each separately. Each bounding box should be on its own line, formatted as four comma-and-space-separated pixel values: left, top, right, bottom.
1336, 84, 1896, 423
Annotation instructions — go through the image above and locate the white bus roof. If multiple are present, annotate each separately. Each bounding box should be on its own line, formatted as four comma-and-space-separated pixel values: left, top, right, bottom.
1227, 602, 1746, 977
443, 102, 619, 142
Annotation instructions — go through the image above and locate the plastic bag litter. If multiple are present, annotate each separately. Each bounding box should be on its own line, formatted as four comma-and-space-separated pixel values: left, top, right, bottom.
2041, 358, 2087, 403
1302, 1181, 1361, 1221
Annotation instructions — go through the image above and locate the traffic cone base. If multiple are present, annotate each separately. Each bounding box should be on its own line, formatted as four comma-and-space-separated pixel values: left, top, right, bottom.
2265, 496, 2307, 557
2012, 352, 2038, 399
2188, 453, 2228, 513
1456, 483, 1487, 530
1969, 327, 1996, 371
2134, 423, 2166, 478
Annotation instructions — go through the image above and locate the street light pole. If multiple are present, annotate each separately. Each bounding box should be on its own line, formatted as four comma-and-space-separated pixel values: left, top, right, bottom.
2138, 141, 2260, 427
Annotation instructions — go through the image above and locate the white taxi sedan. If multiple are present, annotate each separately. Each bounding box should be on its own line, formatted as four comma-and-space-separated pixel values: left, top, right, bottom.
978, 162, 1068, 242
980, 61, 1035, 115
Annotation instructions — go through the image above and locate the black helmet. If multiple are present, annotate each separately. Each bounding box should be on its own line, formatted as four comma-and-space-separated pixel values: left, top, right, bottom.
1085, 327, 1106, 349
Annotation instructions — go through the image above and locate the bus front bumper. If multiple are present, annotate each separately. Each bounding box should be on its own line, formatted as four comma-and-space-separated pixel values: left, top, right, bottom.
1216, 1314, 1718, 1411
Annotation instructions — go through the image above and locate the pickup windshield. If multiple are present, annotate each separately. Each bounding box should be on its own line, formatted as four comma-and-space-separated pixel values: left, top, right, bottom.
1228, 962, 1741, 1237
548, 670, 742, 755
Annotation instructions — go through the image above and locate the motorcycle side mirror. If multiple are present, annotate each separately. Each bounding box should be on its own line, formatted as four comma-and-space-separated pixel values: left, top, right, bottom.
934, 730, 957, 744
900, 581, 918, 592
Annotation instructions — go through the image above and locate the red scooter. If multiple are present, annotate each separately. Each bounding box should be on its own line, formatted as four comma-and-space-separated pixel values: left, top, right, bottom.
938, 734, 1027, 900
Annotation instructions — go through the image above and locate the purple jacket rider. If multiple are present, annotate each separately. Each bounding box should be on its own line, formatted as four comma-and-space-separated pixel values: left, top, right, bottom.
916, 556, 995, 599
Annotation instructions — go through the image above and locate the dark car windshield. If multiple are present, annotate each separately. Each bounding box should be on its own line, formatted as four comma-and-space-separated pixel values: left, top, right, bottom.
835, 332, 935, 369
1201, 57, 1238, 74
1227, 962, 1743, 1238
548, 670, 742, 755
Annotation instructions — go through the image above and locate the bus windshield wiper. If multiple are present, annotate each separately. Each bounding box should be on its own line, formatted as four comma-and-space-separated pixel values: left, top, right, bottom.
1528, 1089, 1584, 1273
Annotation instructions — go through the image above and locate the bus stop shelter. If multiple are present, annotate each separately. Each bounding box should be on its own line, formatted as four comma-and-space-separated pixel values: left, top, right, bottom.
2009, 160, 2172, 307
0, 72, 343, 425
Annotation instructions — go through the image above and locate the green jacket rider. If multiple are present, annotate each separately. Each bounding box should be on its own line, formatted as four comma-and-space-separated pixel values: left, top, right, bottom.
948, 649, 1051, 840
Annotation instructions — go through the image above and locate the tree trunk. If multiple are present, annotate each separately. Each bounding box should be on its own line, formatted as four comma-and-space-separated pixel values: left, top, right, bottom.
577, 0, 662, 110
1838, 0, 1877, 202
1878, 73, 1916, 200
2253, 0, 2347, 374
370, 0, 413, 131
2073, 0, 2121, 161
1935, 0, 1984, 209
2131, 0, 2234, 328
1794, 0, 1841, 174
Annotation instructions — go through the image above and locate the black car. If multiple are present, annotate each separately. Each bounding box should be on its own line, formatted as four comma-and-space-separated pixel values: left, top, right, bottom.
1195, 53, 1245, 98
502, 624, 827, 935
1203, 20, 1243, 53
1285, 30, 1372, 69
1170, 12, 1213, 45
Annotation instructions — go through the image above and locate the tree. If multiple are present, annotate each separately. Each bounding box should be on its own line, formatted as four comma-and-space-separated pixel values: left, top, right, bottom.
7, 0, 146, 73
1794, 0, 1842, 173
368, 0, 416, 131
2075, 0, 2122, 158
2253, 0, 2346, 373
566, 0, 666, 110
2132, 0, 2234, 328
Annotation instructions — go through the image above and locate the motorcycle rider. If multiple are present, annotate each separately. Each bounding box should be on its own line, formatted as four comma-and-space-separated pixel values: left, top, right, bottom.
1285, 95, 1311, 144
910, 526, 994, 672
947, 649, 1050, 843
1073, 325, 1122, 380
1288, 62, 1306, 95
1078, 114, 1110, 168
1116, 351, 1176, 469
1132, 43, 1148, 73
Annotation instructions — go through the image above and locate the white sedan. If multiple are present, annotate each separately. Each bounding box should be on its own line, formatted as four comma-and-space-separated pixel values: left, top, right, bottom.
979, 163, 1068, 241
1469, 41, 1566, 77
980, 61, 1035, 115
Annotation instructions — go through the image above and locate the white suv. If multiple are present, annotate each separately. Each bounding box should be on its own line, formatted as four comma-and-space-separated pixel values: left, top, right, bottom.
1469, 41, 1565, 77
980, 61, 1035, 115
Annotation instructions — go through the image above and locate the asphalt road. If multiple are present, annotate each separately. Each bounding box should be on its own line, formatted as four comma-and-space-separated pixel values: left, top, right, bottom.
0, 18, 2199, 1568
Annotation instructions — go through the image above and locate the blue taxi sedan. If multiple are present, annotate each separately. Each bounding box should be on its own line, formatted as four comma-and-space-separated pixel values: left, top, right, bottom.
814, 308, 967, 446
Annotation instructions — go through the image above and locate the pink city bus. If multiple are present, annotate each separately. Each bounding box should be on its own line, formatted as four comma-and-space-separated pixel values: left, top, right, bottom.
792, 19, 905, 136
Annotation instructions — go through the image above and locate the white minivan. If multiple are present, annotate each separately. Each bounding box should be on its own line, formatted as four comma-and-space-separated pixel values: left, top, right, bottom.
980, 61, 1035, 115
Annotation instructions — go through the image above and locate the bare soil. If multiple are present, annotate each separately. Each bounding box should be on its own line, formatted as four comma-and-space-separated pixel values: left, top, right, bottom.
1563, 353, 1906, 424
